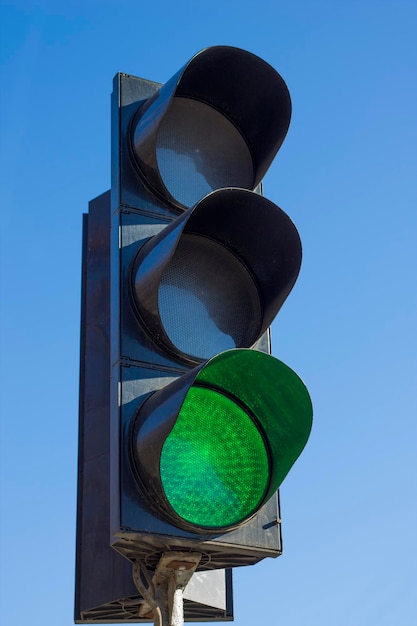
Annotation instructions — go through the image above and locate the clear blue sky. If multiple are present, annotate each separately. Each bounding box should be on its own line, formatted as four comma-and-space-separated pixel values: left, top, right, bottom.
1, 1, 416, 625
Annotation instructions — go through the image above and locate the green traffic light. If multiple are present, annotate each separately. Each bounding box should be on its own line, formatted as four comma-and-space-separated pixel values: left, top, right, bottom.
157, 349, 313, 531
160, 385, 270, 528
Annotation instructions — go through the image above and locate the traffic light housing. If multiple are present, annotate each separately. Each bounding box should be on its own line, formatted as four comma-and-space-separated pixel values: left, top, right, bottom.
109, 46, 312, 571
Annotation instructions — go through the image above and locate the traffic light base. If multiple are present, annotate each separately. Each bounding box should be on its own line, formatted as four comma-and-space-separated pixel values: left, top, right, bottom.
133, 552, 201, 626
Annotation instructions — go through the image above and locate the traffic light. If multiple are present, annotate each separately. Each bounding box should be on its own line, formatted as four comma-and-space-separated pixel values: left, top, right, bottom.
109, 46, 312, 571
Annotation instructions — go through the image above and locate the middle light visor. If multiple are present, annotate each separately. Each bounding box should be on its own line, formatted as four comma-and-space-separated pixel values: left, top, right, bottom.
158, 233, 262, 361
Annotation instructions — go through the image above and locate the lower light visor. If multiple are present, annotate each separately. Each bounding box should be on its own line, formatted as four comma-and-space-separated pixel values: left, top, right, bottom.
131, 349, 312, 533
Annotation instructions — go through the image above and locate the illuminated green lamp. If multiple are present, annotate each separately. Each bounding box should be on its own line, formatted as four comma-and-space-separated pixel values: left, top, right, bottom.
131, 349, 313, 533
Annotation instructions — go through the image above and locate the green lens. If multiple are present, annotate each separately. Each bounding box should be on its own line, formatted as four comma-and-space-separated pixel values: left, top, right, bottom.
160, 385, 270, 529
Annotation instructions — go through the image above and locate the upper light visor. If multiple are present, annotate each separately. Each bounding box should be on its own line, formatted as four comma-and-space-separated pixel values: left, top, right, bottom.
130, 46, 291, 209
